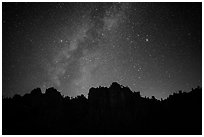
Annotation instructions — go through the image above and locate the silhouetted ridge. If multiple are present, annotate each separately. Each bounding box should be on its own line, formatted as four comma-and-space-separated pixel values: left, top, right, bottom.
3, 82, 202, 135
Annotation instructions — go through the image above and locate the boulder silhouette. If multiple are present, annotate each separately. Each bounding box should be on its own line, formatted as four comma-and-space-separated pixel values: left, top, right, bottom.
2, 83, 202, 135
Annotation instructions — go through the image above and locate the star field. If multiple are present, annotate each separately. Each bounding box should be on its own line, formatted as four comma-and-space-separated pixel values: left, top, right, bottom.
3, 2, 202, 99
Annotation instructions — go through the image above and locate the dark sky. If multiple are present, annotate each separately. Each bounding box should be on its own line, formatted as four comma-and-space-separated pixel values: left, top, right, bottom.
3, 2, 202, 99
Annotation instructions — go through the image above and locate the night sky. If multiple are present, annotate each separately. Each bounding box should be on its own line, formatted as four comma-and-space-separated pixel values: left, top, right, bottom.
3, 2, 202, 99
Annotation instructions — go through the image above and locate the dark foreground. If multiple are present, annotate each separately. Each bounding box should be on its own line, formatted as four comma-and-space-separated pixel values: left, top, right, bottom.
3, 82, 202, 135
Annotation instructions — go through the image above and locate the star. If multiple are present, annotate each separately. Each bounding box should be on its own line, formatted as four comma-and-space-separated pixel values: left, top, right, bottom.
3, 2, 201, 100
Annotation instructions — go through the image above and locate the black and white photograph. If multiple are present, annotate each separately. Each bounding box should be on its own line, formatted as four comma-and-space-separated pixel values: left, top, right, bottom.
2, 1, 202, 135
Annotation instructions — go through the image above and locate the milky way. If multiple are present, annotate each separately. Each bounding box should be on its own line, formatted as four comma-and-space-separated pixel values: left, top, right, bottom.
3, 2, 202, 99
